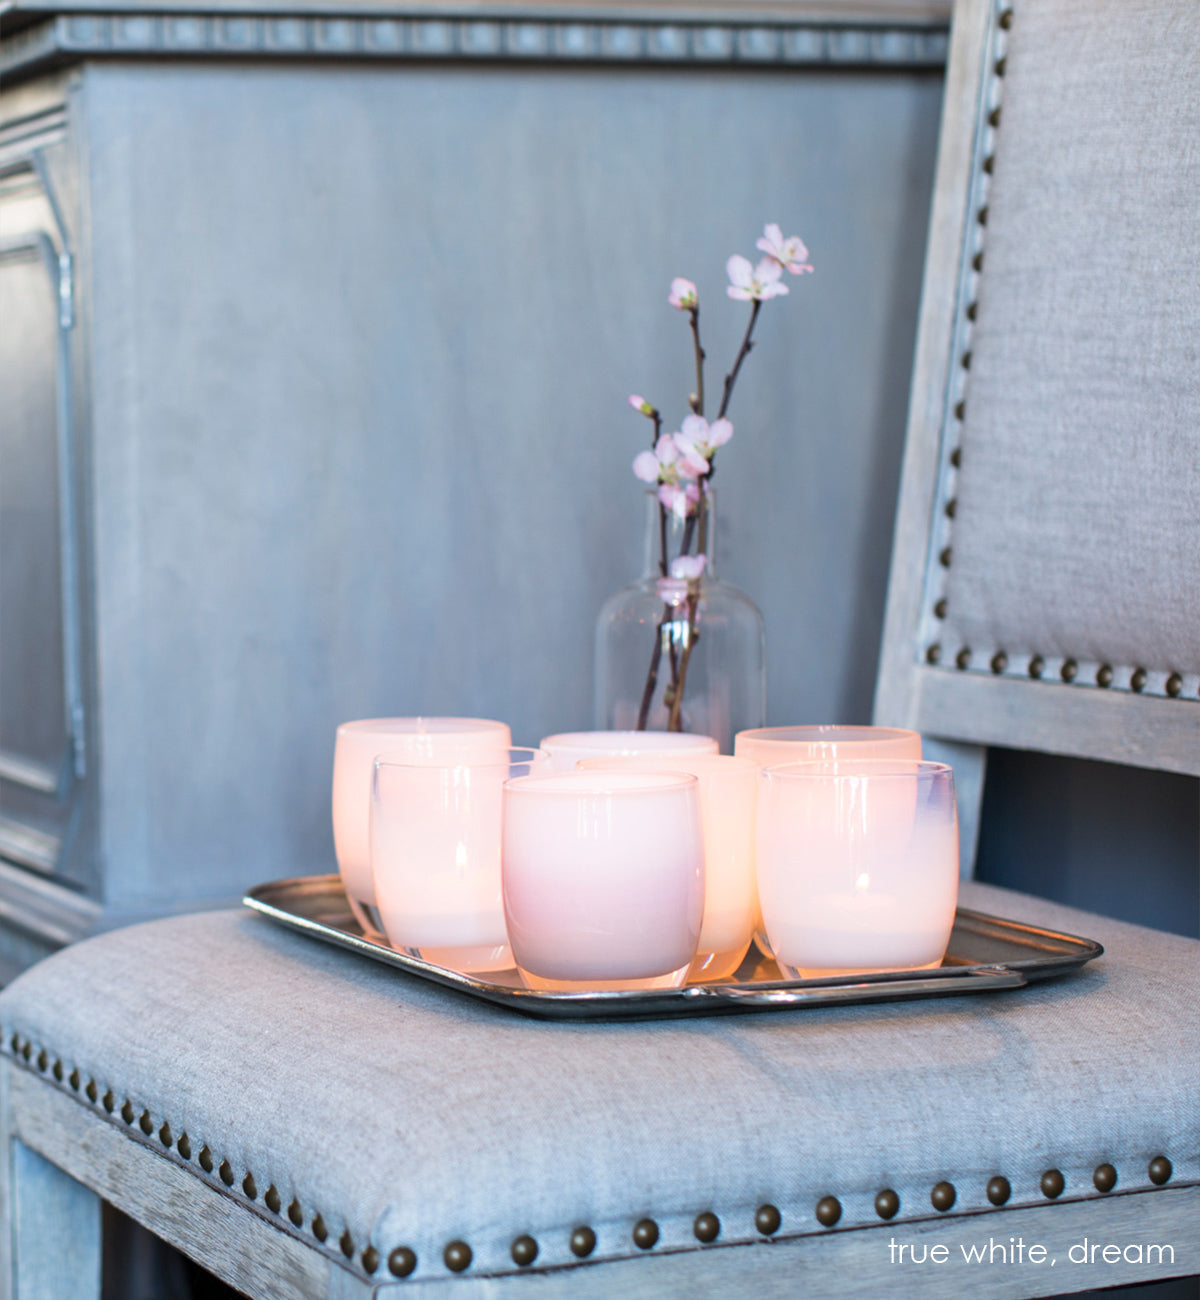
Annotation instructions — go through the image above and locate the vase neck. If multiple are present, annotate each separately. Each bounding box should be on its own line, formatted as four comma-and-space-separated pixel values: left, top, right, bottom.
641, 488, 717, 580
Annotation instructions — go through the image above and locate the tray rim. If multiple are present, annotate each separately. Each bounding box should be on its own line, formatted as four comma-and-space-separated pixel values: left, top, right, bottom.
243, 874, 1104, 1020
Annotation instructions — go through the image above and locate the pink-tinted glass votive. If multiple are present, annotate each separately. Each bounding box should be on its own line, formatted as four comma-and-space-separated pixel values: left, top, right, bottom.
756, 759, 959, 979
332, 717, 511, 931
370, 747, 546, 973
578, 753, 758, 981
502, 770, 704, 991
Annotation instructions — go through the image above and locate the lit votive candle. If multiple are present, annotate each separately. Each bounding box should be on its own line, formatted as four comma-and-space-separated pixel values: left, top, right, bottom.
578, 753, 758, 980
370, 747, 546, 973
756, 760, 958, 979
539, 729, 718, 773
502, 770, 704, 991
734, 726, 922, 958
332, 717, 511, 933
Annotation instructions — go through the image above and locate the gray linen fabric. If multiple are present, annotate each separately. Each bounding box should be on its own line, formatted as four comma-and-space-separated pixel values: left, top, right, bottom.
943, 0, 1200, 679
0, 881, 1196, 1283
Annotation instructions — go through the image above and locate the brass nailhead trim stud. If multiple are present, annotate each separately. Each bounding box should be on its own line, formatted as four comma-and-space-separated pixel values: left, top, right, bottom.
1148, 1156, 1172, 1186
219, 1161, 235, 1187
950, 446, 962, 469
977, 205, 989, 225
966, 302, 977, 322
1131, 667, 1147, 692
1060, 659, 1077, 683
570, 1226, 597, 1259
265, 1185, 281, 1213
444, 1240, 472, 1273
52, 1059, 63, 1082
931, 1181, 956, 1212
1097, 664, 1113, 688
20, 1042, 30, 1062
1028, 655, 1044, 680
177, 1134, 191, 1160
926, 643, 942, 665
103, 1090, 115, 1113
312, 1215, 328, 1242
87, 1080, 98, 1103
37, 1050, 47, 1072
999, 8, 1013, 28
984, 155, 995, 175
755, 1204, 782, 1236
939, 547, 952, 568
956, 647, 972, 670
139, 1110, 153, 1136
1166, 673, 1183, 697
388, 1246, 417, 1277
511, 1235, 539, 1267
986, 1176, 1011, 1206
158, 1123, 172, 1148
288, 1200, 304, 1227
961, 350, 972, 370
995, 56, 1007, 76
988, 106, 1002, 128
199, 1147, 214, 1173
693, 1212, 720, 1243
973, 251, 984, 273
991, 651, 1008, 674
815, 1196, 842, 1228
8, 1034, 17, 1053
945, 497, 958, 518
243, 1173, 257, 1200
633, 1219, 659, 1250
1093, 1164, 1117, 1193
875, 1189, 900, 1220
954, 401, 966, 422
69, 1069, 80, 1091
340, 1230, 354, 1259
1041, 1169, 1065, 1199
362, 1246, 379, 1274
934, 598, 948, 620
121, 1100, 135, 1124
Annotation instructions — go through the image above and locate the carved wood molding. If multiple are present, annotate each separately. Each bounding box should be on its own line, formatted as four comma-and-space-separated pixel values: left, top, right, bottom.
2, 1, 950, 83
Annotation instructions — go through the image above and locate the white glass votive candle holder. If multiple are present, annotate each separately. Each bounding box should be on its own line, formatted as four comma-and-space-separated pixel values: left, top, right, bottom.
333, 717, 511, 934
538, 729, 718, 773
502, 771, 705, 991
577, 753, 758, 981
756, 760, 959, 979
370, 747, 547, 973
734, 727, 922, 959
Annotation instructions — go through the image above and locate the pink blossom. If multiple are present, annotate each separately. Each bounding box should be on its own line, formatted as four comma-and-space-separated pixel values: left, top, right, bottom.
726, 254, 788, 302
668, 277, 698, 311
628, 394, 657, 417
756, 223, 814, 276
670, 554, 707, 580
675, 414, 733, 462
633, 435, 706, 491
657, 480, 701, 519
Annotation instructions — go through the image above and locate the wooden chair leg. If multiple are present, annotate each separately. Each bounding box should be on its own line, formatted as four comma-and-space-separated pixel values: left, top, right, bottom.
5, 1127, 101, 1300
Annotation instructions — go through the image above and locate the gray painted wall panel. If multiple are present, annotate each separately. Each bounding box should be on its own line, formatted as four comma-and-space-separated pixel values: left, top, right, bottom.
81, 59, 942, 903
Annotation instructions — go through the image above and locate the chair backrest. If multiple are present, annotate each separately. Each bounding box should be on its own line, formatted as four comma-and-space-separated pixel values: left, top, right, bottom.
875, 0, 1200, 864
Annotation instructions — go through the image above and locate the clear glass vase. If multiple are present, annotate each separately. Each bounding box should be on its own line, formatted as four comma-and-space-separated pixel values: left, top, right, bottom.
594, 490, 765, 754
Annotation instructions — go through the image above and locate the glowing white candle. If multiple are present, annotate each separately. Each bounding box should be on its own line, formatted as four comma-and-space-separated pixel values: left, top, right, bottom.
332, 717, 511, 927
756, 760, 958, 978
370, 747, 545, 973
578, 753, 758, 980
502, 771, 704, 991
539, 730, 718, 773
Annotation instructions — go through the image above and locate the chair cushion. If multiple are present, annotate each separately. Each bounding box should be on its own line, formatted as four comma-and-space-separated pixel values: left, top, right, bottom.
0, 881, 1196, 1284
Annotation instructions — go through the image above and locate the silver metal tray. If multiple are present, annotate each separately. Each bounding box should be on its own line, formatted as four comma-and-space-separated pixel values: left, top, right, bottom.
244, 874, 1104, 1021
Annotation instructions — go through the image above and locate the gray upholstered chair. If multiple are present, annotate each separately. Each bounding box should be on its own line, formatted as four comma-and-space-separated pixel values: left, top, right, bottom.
0, 0, 1197, 1295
